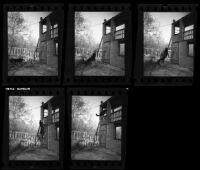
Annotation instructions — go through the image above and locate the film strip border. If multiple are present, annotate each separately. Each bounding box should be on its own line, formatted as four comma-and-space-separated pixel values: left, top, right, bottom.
64, 4, 133, 86
67, 88, 129, 169
1, 88, 65, 169
1, 87, 129, 169
2, 3, 64, 85
134, 4, 198, 86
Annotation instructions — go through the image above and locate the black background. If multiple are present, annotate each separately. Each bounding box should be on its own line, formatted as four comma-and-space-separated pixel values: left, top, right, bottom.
0, 0, 199, 169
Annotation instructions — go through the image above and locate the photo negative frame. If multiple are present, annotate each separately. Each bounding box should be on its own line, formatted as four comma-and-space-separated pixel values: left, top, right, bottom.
64, 4, 133, 86
2, 3, 64, 85
134, 4, 198, 86
67, 88, 128, 169
1, 87, 65, 169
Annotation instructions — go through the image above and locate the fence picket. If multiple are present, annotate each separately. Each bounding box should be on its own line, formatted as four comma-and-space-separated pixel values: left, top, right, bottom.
72, 130, 99, 147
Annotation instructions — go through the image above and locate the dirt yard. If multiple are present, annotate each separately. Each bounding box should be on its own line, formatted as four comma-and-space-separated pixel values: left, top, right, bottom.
9, 147, 59, 160
8, 63, 58, 76
144, 61, 193, 77
75, 59, 125, 76
71, 147, 121, 160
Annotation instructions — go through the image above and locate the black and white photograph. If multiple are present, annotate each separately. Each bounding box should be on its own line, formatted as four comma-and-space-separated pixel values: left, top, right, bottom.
144, 12, 194, 77
8, 11, 63, 76
71, 95, 124, 160
75, 12, 126, 76
9, 96, 62, 160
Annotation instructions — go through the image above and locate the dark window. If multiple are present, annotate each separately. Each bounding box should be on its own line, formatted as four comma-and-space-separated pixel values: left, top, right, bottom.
111, 106, 122, 122
188, 43, 194, 57
119, 43, 125, 56
50, 24, 58, 38
52, 108, 59, 123
174, 26, 180, 35
115, 125, 122, 140
184, 25, 194, 40
42, 25, 47, 33
115, 24, 125, 39
56, 126, 59, 140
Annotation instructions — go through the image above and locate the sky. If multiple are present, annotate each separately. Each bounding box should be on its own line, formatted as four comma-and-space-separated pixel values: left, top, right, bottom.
74, 96, 111, 128
18, 96, 53, 125
148, 12, 190, 43
20, 12, 52, 43
80, 12, 121, 44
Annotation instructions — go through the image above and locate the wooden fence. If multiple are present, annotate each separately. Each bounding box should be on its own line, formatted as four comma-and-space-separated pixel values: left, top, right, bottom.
71, 130, 99, 147
75, 47, 103, 62
9, 131, 39, 147
144, 48, 161, 57
8, 47, 39, 61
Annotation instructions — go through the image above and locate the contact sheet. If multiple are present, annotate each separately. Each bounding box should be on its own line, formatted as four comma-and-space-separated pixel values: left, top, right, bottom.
0, 0, 199, 170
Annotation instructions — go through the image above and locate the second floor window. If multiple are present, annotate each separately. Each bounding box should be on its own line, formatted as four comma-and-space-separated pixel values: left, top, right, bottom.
115, 24, 125, 39
42, 25, 47, 33
52, 108, 59, 123
184, 25, 194, 40
50, 24, 58, 38
174, 26, 180, 35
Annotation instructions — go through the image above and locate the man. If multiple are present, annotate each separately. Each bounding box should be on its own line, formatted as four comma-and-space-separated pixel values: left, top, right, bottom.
39, 120, 44, 139
157, 48, 168, 65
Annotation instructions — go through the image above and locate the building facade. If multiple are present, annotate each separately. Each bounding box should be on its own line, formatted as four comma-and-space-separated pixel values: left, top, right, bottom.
40, 96, 63, 154
99, 12, 127, 70
97, 96, 126, 154
38, 11, 63, 68
171, 12, 194, 69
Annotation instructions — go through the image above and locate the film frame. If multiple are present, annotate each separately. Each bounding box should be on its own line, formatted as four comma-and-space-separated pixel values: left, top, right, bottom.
1, 87, 65, 169
2, 3, 64, 86
134, 4, 198, 86
64, 4, 133, 86
67, 87, 129, 169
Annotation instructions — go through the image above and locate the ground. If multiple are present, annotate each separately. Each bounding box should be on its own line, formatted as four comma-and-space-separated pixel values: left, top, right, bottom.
71, 147, 121, 160
144, 61, 193, 77
9, 147, 59, 160
75, 57, 125, 76
8, 62, 58, 76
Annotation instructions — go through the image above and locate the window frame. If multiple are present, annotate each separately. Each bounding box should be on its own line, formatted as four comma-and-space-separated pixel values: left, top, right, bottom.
50, 23, 58, 38
55, 125, 59, 140
188, 43, 194, 57
42, 24, 47, 34
115, 124, 122, 140
55, 41, 59, 56
119, 42, 125, 57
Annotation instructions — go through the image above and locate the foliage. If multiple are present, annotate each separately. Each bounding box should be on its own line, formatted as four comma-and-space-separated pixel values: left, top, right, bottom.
144, 12, 167, 50
72, 96, 97, 135
75, 12, 99, 54
8, 12, 37, 49
9, 96, 38, 134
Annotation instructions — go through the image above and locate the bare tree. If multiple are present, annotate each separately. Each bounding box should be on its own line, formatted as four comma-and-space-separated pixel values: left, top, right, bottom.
8, 12, 27, 47
9, 96, 28, 131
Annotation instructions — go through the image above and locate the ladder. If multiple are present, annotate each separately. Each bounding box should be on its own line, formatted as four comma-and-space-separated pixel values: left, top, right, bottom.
96, 36, 103, 61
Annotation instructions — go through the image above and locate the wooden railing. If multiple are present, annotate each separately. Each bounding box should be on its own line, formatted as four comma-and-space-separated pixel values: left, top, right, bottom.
71, 130, 99, 146
8, 47, 39, 61
9, 131, 39, 147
